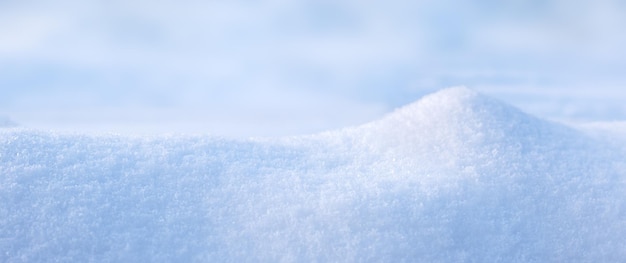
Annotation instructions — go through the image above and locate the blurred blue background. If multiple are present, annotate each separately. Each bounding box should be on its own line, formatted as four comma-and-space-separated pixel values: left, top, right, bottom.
2, 0, 626, 136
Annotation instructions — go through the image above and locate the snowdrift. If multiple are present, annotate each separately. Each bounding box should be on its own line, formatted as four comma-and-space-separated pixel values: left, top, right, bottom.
0, 116, 17, 128
1, 87, 625, 262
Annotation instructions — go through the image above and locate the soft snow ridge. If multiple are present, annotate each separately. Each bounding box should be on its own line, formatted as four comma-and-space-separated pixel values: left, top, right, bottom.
0, 116, 17, 128
1, 87, 625, 262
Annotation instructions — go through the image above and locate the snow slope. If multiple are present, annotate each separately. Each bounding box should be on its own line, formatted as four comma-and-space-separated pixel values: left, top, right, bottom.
0, 116, 17, 128
1, 87, 625, 262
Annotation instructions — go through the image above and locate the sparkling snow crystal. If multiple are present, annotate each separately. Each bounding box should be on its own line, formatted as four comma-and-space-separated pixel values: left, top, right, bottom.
1, 87, 625, 262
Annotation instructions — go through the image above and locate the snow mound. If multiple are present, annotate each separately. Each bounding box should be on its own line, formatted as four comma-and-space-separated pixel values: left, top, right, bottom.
0, 116, 17, 128
1, 87, 625, 262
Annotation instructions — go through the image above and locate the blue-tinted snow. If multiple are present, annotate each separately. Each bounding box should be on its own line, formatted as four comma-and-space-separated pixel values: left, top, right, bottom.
0, 116, 17, 128
1, 87, 625, 262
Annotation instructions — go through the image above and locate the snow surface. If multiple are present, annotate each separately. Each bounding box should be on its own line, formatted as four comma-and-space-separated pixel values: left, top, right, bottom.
1, 87, 625, 262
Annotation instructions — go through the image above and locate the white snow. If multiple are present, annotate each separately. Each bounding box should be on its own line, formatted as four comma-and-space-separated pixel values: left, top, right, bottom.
1, 87, 625, 262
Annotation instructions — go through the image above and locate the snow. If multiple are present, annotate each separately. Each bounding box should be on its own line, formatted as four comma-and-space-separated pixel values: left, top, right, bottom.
0, 116, 17, 128
1, 87, 625, 262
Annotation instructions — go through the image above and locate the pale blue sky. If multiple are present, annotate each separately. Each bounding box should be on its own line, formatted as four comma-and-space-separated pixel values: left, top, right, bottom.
2, 0, 626, 136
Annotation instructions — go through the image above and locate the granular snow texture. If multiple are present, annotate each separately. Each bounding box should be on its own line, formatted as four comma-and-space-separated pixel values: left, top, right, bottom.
1, 87, 625, 262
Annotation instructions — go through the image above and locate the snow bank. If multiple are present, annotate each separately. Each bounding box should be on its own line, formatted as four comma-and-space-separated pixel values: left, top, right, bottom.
1, 87, 625, 262
0, 116, 17, 128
